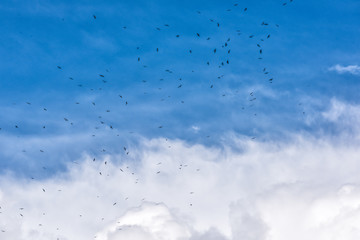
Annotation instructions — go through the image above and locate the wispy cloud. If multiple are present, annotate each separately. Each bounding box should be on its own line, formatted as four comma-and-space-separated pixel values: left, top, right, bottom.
328, 64, 360, 75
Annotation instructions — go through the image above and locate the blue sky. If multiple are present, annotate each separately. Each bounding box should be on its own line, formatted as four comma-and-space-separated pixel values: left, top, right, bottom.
1, 0, 359, 177
1, 1, 360, 239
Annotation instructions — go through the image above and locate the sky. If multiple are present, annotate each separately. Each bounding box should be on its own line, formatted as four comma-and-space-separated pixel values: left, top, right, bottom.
0, 0, 360, 239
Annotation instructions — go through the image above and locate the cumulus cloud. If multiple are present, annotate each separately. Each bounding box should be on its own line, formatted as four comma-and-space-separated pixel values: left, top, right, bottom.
1, 100, 360, 240
328, 64, 360, 75
96, 202, 191, 240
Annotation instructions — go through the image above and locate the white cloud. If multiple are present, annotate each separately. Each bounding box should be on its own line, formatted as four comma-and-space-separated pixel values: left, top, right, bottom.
191, 126, 200, 133
322, 98, 360, 133
1, 100, 360, 240
328, 64, 360, 75
1, 132, 360, 240
96, 203, 191, 240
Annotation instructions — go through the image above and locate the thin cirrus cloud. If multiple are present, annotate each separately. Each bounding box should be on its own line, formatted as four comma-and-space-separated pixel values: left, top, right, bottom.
1, 100, 360, 240
328, 64, 360, 75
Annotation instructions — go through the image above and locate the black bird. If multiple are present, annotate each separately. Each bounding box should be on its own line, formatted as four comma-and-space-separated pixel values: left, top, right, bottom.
93, 15, 96, 19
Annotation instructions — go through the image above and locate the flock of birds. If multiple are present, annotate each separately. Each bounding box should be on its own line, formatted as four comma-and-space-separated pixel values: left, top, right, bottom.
0, 0, 296, 237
